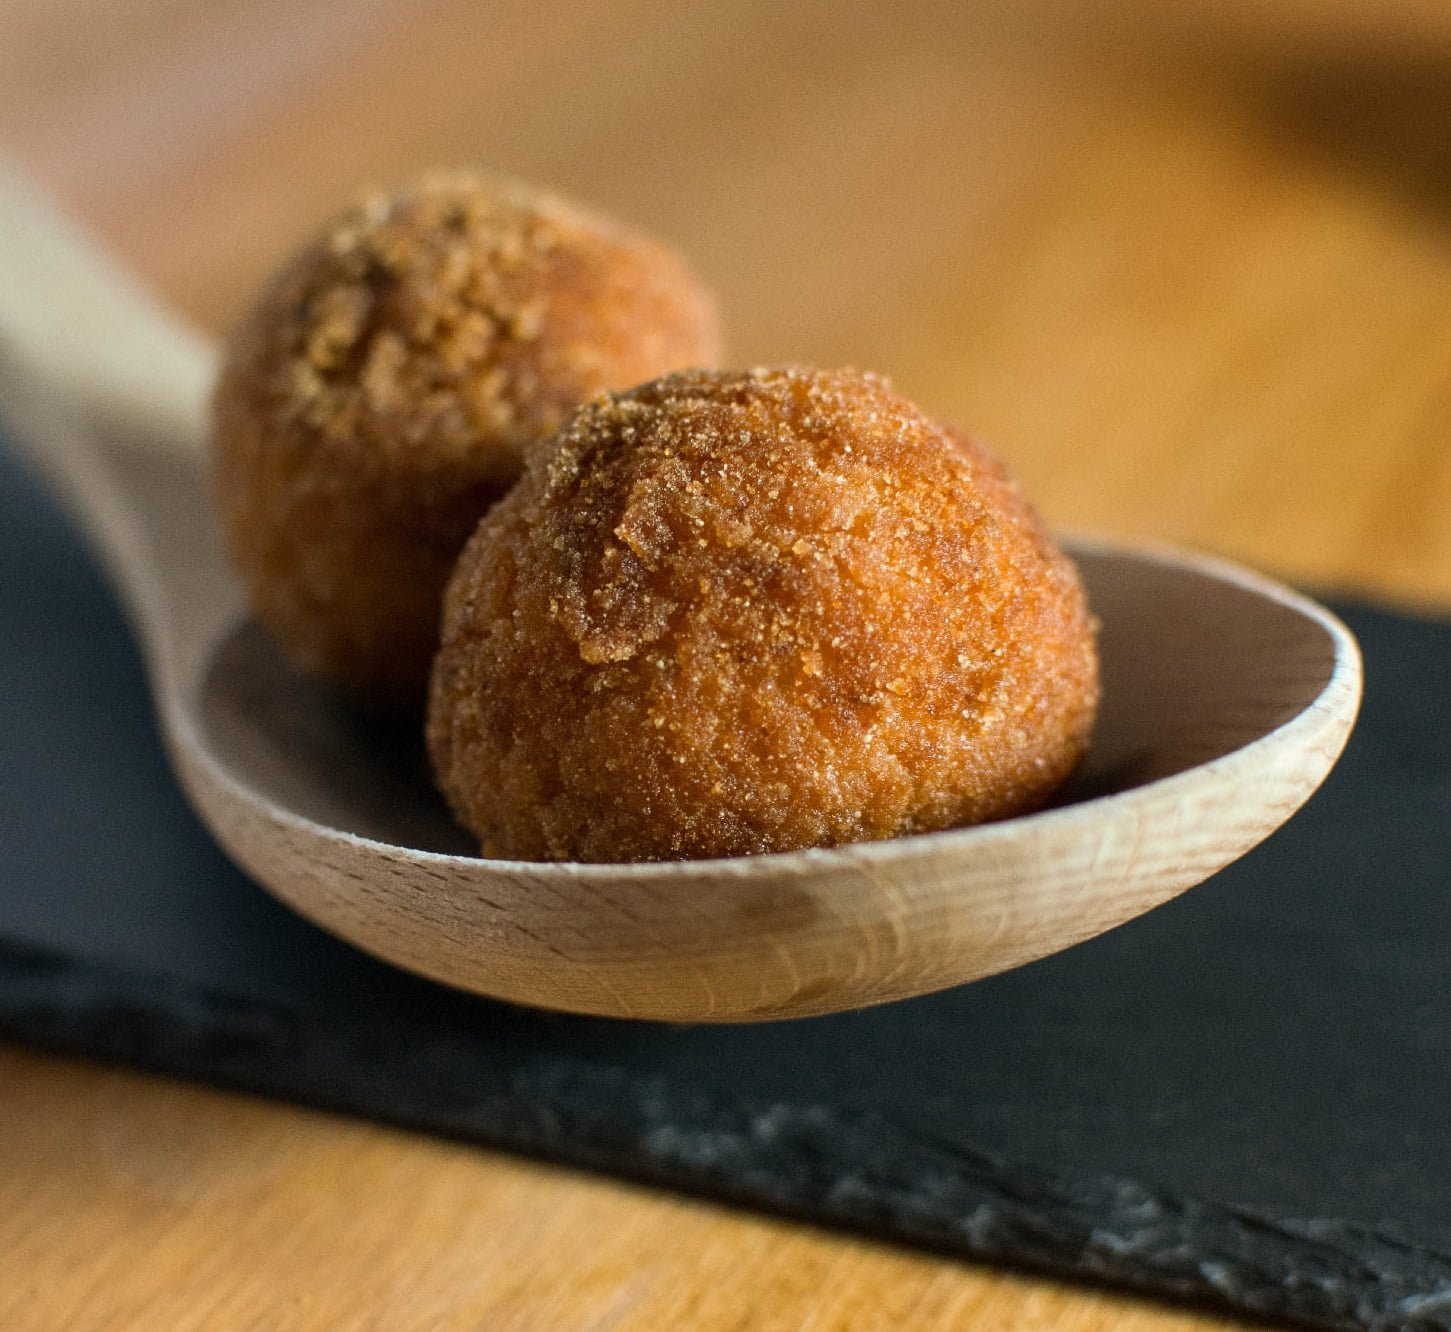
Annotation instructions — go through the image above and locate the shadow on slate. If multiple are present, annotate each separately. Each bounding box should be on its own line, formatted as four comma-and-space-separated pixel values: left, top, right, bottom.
3, 436, 1451, 1332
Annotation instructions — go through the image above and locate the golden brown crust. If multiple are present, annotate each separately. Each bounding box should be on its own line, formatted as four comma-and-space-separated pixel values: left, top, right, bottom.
427, 367, 1099, 862
212, 171, 720, 705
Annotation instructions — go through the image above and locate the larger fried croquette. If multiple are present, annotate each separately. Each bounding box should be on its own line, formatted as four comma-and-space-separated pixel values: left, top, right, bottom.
427, 367, 1098, 862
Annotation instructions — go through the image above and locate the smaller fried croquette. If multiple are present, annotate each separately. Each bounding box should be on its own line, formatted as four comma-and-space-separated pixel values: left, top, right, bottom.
212, 171, 720, 706
427, 366, 1099, 862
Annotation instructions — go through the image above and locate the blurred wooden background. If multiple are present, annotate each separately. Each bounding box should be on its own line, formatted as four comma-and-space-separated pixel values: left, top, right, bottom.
4, 1, 1451, 1327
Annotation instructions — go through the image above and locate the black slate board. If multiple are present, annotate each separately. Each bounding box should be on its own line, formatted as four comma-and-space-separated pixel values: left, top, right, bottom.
3, 436, 1451, 1332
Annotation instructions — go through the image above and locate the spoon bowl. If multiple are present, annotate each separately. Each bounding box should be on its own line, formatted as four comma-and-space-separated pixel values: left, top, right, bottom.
0, 166, 1361, 1022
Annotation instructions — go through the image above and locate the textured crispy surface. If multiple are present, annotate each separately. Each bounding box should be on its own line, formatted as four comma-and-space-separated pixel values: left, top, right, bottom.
428, 367, 1099, 862
212, 172, 720, 706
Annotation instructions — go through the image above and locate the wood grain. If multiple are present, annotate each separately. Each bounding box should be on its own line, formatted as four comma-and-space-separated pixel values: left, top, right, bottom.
0, 1045, 1248, 1331
1, 0, 1446, 1324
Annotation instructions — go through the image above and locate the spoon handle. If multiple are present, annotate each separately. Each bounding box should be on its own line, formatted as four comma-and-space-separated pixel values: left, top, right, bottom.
0, 161, 213, 447
0, 161, 234, 695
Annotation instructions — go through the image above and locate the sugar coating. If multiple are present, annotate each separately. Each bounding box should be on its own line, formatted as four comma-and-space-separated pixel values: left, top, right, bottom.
212, 172, 720, 706
428, 367, 1099, 862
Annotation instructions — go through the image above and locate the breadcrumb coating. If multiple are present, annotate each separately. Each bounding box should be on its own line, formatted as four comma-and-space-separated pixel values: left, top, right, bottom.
212, 171, 720, 705
428, 367, 1099, 862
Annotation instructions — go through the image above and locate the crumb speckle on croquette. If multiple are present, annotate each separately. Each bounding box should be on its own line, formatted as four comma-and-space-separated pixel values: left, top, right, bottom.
212, 171, 720, 706
427, 366, 1099, 862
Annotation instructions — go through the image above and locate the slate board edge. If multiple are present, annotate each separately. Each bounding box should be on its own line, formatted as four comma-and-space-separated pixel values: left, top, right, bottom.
5, 937, 1449, 1332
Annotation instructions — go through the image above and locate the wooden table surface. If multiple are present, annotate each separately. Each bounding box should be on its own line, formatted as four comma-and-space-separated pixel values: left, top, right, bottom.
5, 2, 1451, 1326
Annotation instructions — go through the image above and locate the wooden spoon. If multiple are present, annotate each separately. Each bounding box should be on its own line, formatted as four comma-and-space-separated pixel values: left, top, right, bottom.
0, 166, 1361, 1022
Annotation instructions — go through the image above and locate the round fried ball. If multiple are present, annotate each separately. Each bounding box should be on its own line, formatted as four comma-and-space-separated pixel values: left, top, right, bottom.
427, 367, 1099, 863
212, 171, 720, 706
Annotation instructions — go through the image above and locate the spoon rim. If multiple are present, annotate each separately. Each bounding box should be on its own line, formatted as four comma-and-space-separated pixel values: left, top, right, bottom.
188, 530, 1362, 881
